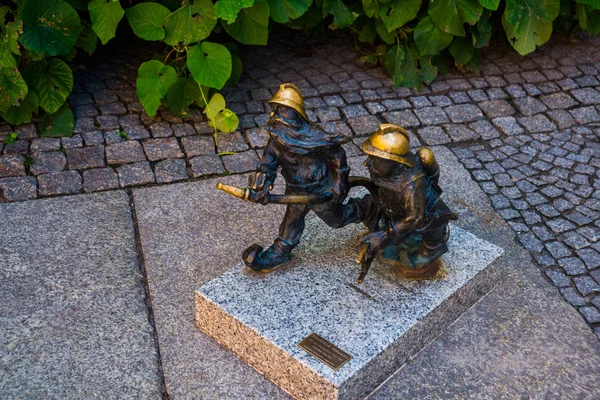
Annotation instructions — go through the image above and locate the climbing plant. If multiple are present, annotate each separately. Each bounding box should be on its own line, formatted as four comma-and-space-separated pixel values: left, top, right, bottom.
1, 0, 599, 135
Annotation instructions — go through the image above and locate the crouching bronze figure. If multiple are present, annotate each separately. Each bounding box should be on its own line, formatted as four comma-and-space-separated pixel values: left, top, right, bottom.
356, 124, 458, 283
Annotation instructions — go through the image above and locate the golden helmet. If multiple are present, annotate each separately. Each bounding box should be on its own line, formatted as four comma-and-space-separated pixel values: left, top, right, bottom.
361, 123, 416, 167
268, 83, 308, 121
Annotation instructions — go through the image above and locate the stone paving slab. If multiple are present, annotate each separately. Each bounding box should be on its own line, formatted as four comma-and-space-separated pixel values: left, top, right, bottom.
0, 191, 162, 398
134, 148, 600, 398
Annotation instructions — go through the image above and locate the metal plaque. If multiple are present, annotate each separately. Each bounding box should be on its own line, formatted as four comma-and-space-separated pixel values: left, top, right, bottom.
298, 333, 352, 370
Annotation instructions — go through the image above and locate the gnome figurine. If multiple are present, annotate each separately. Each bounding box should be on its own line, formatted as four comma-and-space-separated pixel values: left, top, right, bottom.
357, 124, 458, 280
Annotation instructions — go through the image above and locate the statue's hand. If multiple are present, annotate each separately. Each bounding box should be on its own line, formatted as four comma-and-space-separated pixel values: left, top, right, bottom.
360, 231, 388, 253
248, 172, 272, 205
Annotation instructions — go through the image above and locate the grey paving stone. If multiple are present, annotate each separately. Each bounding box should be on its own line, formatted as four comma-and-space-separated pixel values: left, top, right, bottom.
172, 123, 196, 137
444, 124, 479, 142
155, 158, 189, 183
578, 248, 600, 269
30, 138, 61, 153
82, 168, 119, 192
30, 152, 67, 176
518, 115, 556, 133
0, 154, 25, 177
182, 136, 215, 157
117, 162, 155, 187
0, 192, 161, 398
217, 132, 249, 153
541, 92, 578, 109
560, 287, 588, 306
514, 97, 548, 116
546, 241, 572, 258
418, 126, 451, 145
0, 176, 37, 201
365, 102, 386, 114
73, 117, 95, 134
82, 131, 105, 146
443, 104, 484, 123
96, 115, 120, 131
189, 155, 225, 177
348, 115, 381, 136
66, 146, 105, 170
559, 257, 587, 275
61, 135, 83, 149
580, 306, 600, 324
493, 117, 524, 135
222, 151, 259, 174
574, 276, 600, 296
106, 141, 147, 164
414, 107, 449, 125
149, 122, 173, 138
381, 110, 420, 128
342, 104, 369, 118
545, 270, 571, 288
570, 106, 600, 124
38, 171, 82, 196
571, 88, 600, 104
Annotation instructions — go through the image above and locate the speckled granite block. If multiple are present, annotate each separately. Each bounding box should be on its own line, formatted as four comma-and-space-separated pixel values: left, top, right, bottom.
195, 221, 503, 400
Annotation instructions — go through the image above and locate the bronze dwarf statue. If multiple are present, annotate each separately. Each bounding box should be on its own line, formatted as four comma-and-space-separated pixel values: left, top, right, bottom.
216, 84, 455, 279
357, 124, 457, 281
219, 83, 377, 271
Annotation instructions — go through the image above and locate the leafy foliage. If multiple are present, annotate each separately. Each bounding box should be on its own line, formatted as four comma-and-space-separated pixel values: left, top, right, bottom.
1, 0, 600, 137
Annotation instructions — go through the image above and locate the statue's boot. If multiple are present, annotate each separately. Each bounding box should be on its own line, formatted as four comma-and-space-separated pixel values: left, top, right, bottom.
407, 242, 448, 269
243, 238, 295, 272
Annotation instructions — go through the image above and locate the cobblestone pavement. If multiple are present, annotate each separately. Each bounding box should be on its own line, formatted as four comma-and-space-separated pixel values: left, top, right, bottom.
1, 31, 600, 337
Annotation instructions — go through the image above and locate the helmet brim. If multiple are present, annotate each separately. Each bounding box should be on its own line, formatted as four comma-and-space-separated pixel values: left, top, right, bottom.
361, 139, 416, 167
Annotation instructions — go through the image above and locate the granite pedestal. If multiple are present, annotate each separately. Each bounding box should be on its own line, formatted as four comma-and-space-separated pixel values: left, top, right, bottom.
195, 217, 503, 400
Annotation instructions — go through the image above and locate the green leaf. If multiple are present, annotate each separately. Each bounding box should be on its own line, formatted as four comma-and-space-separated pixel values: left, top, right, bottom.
125, 2, 171, 41
380, 0, 421, 32
414, 16, 453, 56
504, 0, 560, 35
89, 0, 124, 45
267, 0, 312, 23
18, 0, 82, 56
375, 19, 395, 44
222, 2, 269, 45
449, 35, 474, 64
0, 91, 38, 125
167, 76, 202, 116
576, 0, 600, 9
502, 12, 552, 55
76, 20, 98, 55
322, 0, 357, 30
429, 0, 483, 37
398, 45, 422, 91
465, 48, 482, 70
40, 102, 74, 137
473, 10, 492, 47
211, 108, 239, 133
419, 55, 438, 85
384, 45, 404, 87
215, 0, 255, 23
136, 60, 177, 117
164, 0, 217, 45
24, 58, 73, 114
362, 0, 376, 18
0, 62, 28, 112
187, 42, 232, 89
3, 21, 22, 55
204, 93, 226, 118
477, 0, 500, 10
579, 5, 600, 34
